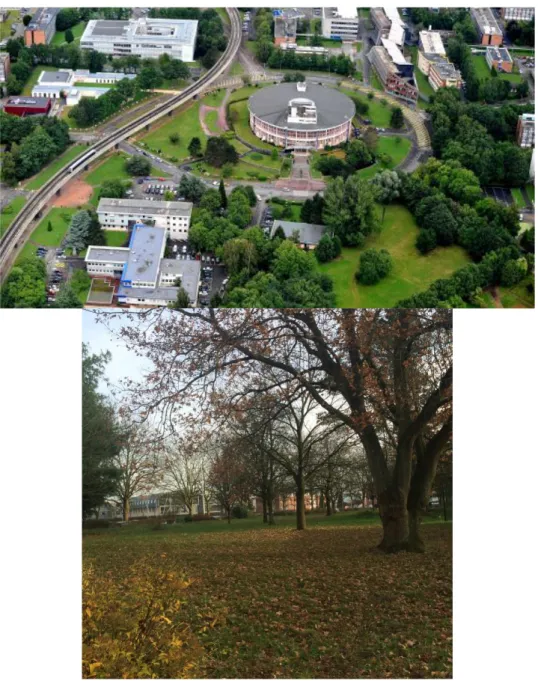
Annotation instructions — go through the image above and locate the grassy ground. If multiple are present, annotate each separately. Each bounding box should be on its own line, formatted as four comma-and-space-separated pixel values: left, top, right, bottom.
296, 37, 344, 49
0, 196, 26, 239
229, 99, 276, 150
24, 144, 87, 190
316, 204, 470, 307
408, 47, 435, 100
313, 137, 411, 180
525, 183, 534, 203
83, 514, 452, 679
269, 199, 303, 221
0, 10, 17, 40
340, 89, 394, 127
84, 153, 131, 187
471, 55, 523, 83
192, 159, 279, 182
498, 278, 534, 308
229, 61, 245, 76
15, 207, 77, 263
138, 102, 206, 163
22, 65, 61, 95
202, 89, 227, 107
51, 21, 86, 46
369, 70, 384, 91
104, 230, 129, 247
205, 110, 221, 134
511, 187, 526, 209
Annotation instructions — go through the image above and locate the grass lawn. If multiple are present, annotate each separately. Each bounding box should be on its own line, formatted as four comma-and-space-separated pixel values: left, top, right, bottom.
84, 153, 131, 187
369, 70, 384, 91
24, 144, 87, 190
15, 207, 77, 263
22, 65, 61, 96
138, 102, 207, 163
244, 151, 282, 170
51, 21, 86, 46
230, 137, 251, 154
474, 291, 497, 308
316, 204, 470, 307
296, 37, 344, 49
202, 89, 227, 107
205, 110, 221, 134
408, 47, 435, 100
245, 40, 257, 56
0, 196, 26, 239
0, 11, 17, 40
192, 159, 279, 182
471, 55, 523, 83
216, 7, 230, 26
230, 61, 245, 76
104, 230, 129, 247
229, 99, 275, 150
269, 199, 303, 221
83, 514, 452, 679
498, 277, 534, 308
511, 187, 526, 209
526, 183, 535, 204
313, 137, 411, 180
340, 88, 393, 127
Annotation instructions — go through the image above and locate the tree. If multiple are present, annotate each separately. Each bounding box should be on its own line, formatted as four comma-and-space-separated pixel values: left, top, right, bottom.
209, 445, 250, 523
47, 220, 53, 232
188, 136, 203, 157
219, 178, 227, 209
371, 170, 401, 221
53, 284, 83, 308
82, 345, 120, 519
22, 14, 32, 26
113, 421, 161, 521
202, 47, 220, 69
99, 179, 127, 199
113, 309, 452, 551
169, 132, 180, 145
227, 191, 251, 229
138, 65, 163, 90
390, 107, 404, 129
222, 238, 258, 276
179, 174, 206, 204
205, 137, 239, 168
315, 234, 341, 263
125, 155, 151, 177
416, 228, 438, 254
65, 28, 74, 44
345, 139, 373, 170
200, 188, 222, 214
65, 210, 92, 254
355, 248, 392, 285
322, 175, 379, 246
170, 286, 190, 309
1, 257, 46, 308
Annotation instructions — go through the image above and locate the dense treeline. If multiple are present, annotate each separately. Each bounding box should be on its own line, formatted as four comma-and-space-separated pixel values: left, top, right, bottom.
0, 113, 71, 184
429, 88, 532, 186
266, 49, 355, 76
505, 17, 535, 47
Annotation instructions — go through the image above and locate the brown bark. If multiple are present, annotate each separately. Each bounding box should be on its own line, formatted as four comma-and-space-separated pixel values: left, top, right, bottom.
295, 480, 306, 530
325, 489, 332, 516
122, 498, 129, 522
377, 488, 409, 552
227, 507, 231, 524
262, 495, 268, 524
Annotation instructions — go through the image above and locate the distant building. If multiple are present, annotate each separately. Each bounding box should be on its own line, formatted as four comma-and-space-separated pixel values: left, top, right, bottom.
24, 8, 59, 46
80, 17, 198, 61
418, 30, 446, 57
368, 39, 418, 103
322, 7, 359, 41
500, 8, 535, 22
470, 8, 503, 46
370, 7, 406, 46
279, 43, 328, 56
85, 222, 201, 307
485, 46, 513, 73
0, 52, 10, 84
273, 11, 298, 46
516, 113, 535, 148
32, 69, 137, 105
270, 220, 325, 248
3, 96, 51, 117
417, 31, 462, 91
96, 197, 193, 240
428, 58, 463, 91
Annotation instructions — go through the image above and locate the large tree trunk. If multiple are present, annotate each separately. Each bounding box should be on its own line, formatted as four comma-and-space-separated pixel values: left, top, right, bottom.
325, 489, 332, 516
122, 498, 129, 522
227, 506, 231, 524
331, 498, 337, 514
262, 495, 268, 524
377, 487, 409, 552
295, 478, 306, 530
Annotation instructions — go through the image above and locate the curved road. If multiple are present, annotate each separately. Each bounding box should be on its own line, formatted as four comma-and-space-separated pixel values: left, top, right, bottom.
0, 8, 241, 282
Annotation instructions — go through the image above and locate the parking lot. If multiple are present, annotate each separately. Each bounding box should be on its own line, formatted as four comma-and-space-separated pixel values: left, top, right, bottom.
130, 177, 183, 202
165, 239, 228, 305
260, 202, 274, 237
34, 245, 68, 305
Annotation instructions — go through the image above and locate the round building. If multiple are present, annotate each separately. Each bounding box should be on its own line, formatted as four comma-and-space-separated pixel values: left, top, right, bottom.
248, 82, 355, 150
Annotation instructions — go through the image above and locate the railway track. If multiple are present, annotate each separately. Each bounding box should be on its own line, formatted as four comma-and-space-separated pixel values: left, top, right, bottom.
0, 8, 241, 282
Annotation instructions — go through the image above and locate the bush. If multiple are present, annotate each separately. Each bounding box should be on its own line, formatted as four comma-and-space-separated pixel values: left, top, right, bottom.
315, 233, 341, 263
355, 248, 392, 285
231, 505, 248, 519
191, 513, 214, 522
183, 514, 193, 523
416, 228, 438, 254
83, 519, 110, 529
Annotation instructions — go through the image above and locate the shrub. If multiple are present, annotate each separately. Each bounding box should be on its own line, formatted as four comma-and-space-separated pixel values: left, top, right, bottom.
416, 228, 438, 254
231, 505, 248, 519
356, 248, 392, 285
184, 514, 193, 523
191, 513, 214, 522
83, 519, 110, 529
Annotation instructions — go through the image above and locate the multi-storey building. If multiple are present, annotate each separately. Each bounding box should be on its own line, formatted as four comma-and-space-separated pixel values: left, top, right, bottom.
500, 8, 535, 22
486, 46, 513, 73
321, 7, 359, 41
370, 7, 406, 46
417, 31, 462, 91
3, 96, 51, 116
428, 58, 463, 91
418, 30, 446, 57
516, 113, 535, 149
470, 8, 503, 46
24, 8, 59, 46
32, 69, 137, 106
97, 198, 193, 240
0, 52, 10, 84
80, 17, 198, 61
368, 39, 418, 103
273, 12, 298, 46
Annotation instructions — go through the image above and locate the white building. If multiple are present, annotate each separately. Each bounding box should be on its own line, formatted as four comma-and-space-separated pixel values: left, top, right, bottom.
80, 17, 198, 61
418, 30, 446, 57
97, 197, 193, 240
321, 7, 359, 41
500, 8, 535, 22
32, 69, 137, 106
0, 52, 10, 84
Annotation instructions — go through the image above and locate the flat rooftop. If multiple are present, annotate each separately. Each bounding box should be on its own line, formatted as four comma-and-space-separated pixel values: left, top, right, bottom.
82, 17, 198, 45
431, 60, 461, 79
5, 96, 50, 108
159, 258, 201, 302
486, 46, 512, 62
471, 8, 502, 36
117, 284, 179, 302
27, 7, 59, 31
122, 224, 166, 284
85, 246, 130, 264
323, 7, 359, 21
419, 30, 445, 56
381, 37, 409, 66
271, 220, 324, 245
39, 70, 72, 83
98, 198, 193, 218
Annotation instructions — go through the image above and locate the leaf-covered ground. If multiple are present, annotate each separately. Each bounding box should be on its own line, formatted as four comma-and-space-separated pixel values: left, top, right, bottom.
83, 516, 452, 679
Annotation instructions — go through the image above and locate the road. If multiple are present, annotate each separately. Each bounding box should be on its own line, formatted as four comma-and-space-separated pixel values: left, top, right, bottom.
0, 8, 242, 283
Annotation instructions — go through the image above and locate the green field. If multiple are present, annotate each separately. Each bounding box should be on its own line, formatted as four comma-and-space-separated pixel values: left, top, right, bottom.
526, 183, 535, 204
296, 37, 344, 49
511, 187, 526, 209
15, 207, 78, 263
192, 159, 279, 182
369, 70, 384, 91
408, 47, 435, 99
83, 514, 452, 679
229, 99, 275, 150
471, 54, 523, 83
315, 204, 471, 307
0, 10, 17, 40
84, 153, 131, 187
269, 199, 303, 221
138, 102, 207, 162
24, 145, 87, 190
51, 21, 86, 46
205, 110, 221, 134
0, 196, 26, 239
498, 278, 535, 308
104, 230, 129, 247
340, 88, 394, 127
202, 89, 227, 107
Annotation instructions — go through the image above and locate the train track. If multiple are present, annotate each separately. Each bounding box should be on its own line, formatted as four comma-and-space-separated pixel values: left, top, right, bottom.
0, 8, 241, 282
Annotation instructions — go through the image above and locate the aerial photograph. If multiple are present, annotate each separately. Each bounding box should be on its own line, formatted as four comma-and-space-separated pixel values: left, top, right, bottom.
0, 6, 534, 309
83, 306, 453, 679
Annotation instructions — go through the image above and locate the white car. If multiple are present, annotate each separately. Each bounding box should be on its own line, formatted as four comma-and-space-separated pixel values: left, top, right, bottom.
213, 181, 219, 186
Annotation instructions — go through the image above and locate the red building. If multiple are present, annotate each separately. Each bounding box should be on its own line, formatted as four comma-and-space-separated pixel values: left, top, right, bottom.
3, 97, 52, 117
